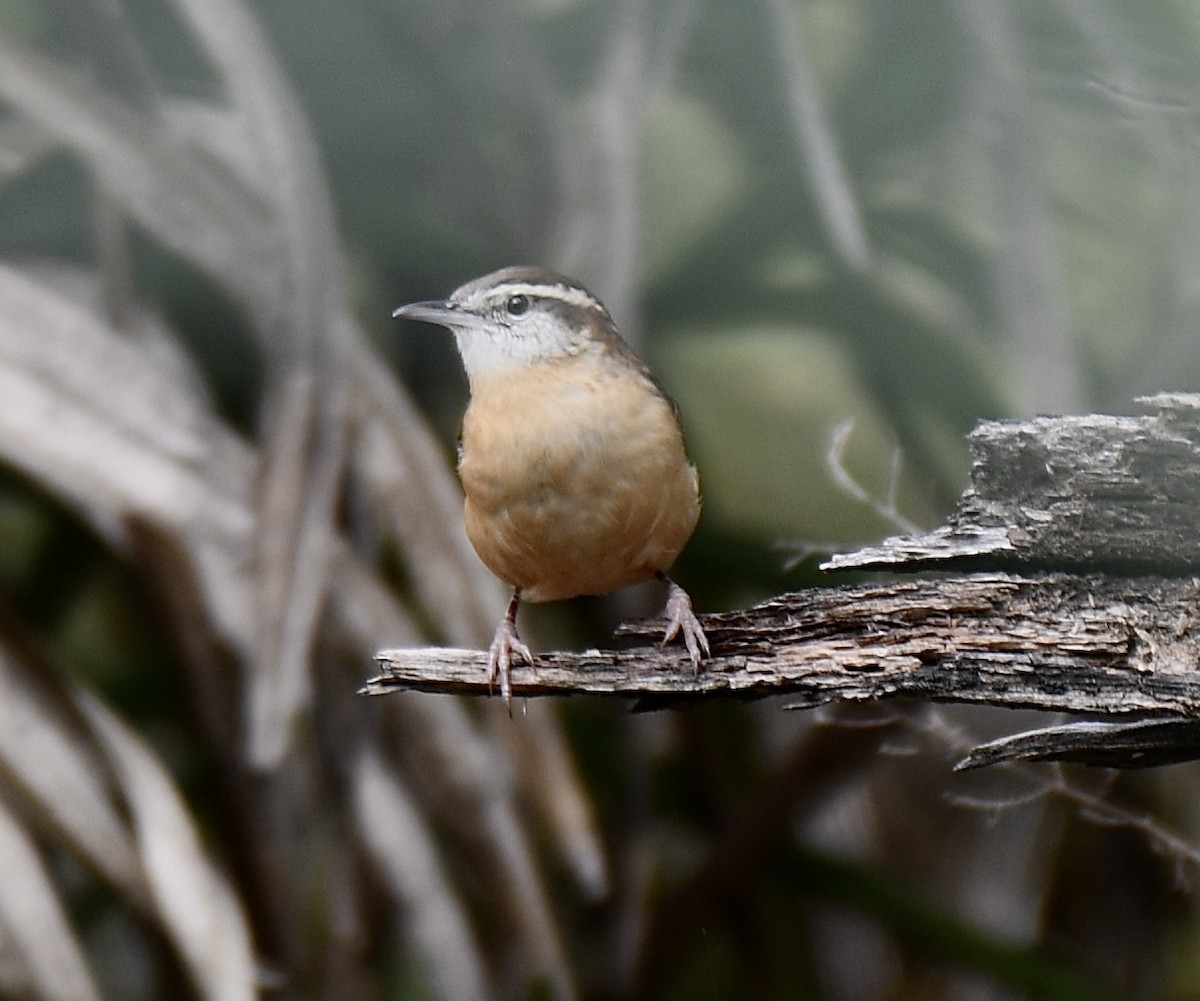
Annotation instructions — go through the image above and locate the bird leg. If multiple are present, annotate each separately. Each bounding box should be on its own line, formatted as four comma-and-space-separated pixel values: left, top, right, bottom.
655, 572, 710, 673
488, 589, 532, 707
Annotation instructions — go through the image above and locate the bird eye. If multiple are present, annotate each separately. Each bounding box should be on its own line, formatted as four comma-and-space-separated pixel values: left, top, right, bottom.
505, 294, 530, 317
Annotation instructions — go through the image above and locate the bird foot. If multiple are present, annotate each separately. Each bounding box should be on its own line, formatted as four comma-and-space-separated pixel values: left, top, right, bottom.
661, 578, 710, 673
488, 614, 533, 709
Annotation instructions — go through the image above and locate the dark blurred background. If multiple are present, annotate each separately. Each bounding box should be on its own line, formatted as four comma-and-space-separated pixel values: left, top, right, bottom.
1, 0, 1199, 998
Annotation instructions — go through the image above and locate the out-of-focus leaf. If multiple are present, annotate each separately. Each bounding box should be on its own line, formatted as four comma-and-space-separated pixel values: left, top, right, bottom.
642, 94, 747, 284
507, 707, 609, 901
162, 98, 270, 193
0, 264, 215, 480
0, 29, 278, 314
0, 629, 145, 904
0, 114, 56, 182
0, 253, 574, 995
763, 0, 870, 272
167, 0, 340, 348
405, 695, 577, 1001
3, 11, 354, 780
346, 330, 505, 647
328, 548, 575, 1001
958, 0, 1080, 415
0, 796, 102, 1001
661, 325, 915, 540
0, 926, 36, 1000
0, 263, 256, 653
168, 0, 357, 769
249, 370, 345, 767
353, 744, 489, 1001
0, 258, 342, 769
76, 690, 257, 1001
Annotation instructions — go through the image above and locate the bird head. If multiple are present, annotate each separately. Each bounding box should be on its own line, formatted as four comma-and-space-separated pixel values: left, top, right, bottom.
393, 266, 616, 382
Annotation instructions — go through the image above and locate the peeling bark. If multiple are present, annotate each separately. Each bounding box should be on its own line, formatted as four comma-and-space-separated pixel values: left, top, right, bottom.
366, 394, 1200, 768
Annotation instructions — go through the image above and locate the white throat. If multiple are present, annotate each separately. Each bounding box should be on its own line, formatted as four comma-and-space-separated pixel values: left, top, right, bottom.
451, 316, 591, 383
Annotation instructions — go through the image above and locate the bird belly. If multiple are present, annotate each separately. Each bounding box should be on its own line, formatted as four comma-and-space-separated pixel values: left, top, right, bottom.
458, 362, 700, 602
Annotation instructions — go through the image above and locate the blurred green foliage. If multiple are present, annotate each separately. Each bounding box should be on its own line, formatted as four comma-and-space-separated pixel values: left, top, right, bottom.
3, 0, 1200, 998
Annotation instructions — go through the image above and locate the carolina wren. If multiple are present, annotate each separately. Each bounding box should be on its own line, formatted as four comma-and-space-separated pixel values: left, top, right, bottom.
393, 266, 709, 703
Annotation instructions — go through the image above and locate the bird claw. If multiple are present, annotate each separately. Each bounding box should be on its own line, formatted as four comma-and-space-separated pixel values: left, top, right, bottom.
661, 579, 710, 673
488, 615, 533, 709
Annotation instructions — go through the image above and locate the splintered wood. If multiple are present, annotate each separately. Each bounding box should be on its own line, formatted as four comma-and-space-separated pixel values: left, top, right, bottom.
367, 394, 1200, 765
368, 573, 1200, 717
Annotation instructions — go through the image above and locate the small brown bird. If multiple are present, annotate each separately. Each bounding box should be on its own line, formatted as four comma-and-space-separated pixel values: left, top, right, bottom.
393, 266, 708, 702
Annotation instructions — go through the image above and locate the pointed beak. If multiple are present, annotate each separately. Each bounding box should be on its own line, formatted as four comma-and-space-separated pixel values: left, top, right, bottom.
392, 299, 456, 325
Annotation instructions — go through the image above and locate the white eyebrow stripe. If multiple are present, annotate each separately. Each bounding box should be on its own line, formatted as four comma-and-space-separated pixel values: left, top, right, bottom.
465, 282, 604, 312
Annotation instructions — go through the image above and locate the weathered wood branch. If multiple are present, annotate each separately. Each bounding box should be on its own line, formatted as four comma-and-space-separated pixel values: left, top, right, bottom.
368, 571, 1200, 711
824, 392, 1200, 572
366, 393, 1200, 767
957, 717, 1200, 770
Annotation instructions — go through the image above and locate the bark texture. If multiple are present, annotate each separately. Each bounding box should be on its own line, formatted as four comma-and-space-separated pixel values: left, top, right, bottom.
366, 393, 1200, 767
